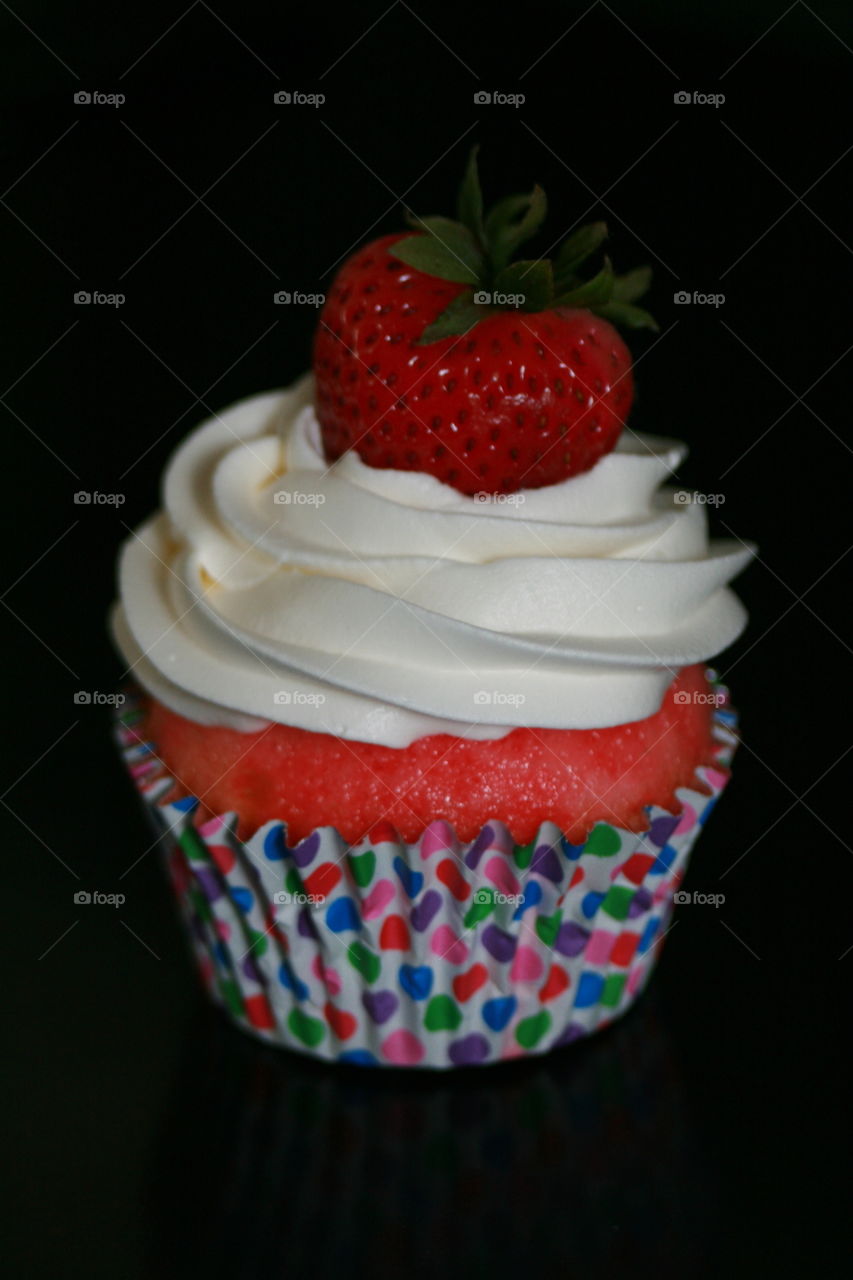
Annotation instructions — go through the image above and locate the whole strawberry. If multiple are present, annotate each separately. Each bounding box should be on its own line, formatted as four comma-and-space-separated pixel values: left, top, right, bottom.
313, 150, 656, 495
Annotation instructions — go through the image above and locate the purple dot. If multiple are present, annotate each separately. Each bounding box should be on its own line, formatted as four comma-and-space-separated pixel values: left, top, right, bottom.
530, 844, 562, 884
297, 905, 318, 938
482, 924, 516, 962
649, 815, 679, 848
292, 831, 320, 868
241, 954, 262, 982
464, 825, 494, 870
195, 867, 223, 903
410, 889, 442, 933
362, 989, 398, 1024
628, 888, 653, 918
448, 1033, 490, 1065
553, 1023, 586, 1047
554, 922, 590, 957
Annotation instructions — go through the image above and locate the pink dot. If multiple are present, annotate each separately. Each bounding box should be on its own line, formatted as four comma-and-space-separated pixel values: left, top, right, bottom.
510, 945, 544, 982
199, 814, 226, 838
311, 954, 342, 995
627, 964, 646, 995
586, 929, 615, 965
420, 820, 454, 860
382, 1029, 425, 1065
430, 924, 469, 965
216, 920, 231, 941
674, 802, 697, 835
362, 879, 395, 919
705, 767, 728, 791
484, 855, 520, 896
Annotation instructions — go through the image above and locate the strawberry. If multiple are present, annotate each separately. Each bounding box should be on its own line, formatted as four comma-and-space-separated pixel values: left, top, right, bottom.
313, 148, 656, 495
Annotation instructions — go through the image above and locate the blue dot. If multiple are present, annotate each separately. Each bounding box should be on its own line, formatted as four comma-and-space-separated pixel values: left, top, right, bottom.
575, 972, 605, 1008
326, 896, 361, 933
393, 856, 423, 899
650, 844, 677, 875
278, 963, 309, 1000
338, 1049, 378, 1066
398, 964, 433, 1001
560, 835, 585, 861
230, 887, 254, 913
698, 796, 719, 827
512, 881, 542, 919
638, 917, 659, 955
173, 795, 198, 813
263, 826, 287, 861
482, 995, 516, 1032
581, 891, 605, 919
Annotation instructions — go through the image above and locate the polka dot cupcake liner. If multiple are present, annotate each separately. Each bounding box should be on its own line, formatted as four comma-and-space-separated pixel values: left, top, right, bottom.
114, 677, 738, 1069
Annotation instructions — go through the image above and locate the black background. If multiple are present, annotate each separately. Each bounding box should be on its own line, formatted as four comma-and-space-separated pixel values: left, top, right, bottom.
3, 2, 850, 1275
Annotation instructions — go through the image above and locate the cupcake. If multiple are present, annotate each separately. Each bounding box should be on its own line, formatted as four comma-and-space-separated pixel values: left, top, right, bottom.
112, 151, 753, 1067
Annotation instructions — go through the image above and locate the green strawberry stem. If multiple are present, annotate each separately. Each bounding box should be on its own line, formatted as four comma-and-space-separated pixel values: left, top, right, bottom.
394, 146, 658, 344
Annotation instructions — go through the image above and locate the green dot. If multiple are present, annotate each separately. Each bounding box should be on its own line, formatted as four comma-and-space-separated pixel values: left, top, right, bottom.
515, 1009, 551, 1049
535, 909, 563, 948
179, 828, 208, 863
220, 979, 244, 1017
463, 892, 495, 928
424, 994, 462, 1031
285, 866, 303, 897
246, 927, 269, 957
513, 840, 535, 870
189, 887, 212, 922
349, 849, 376, 888
601, 973, 627, 1008
347, 941, 380, 984
288, 1007, 326, 1048
584, 823, 622, 857
601, 884, 634, 921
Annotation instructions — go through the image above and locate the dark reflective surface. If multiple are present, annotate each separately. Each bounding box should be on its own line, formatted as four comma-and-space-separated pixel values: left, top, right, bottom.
148, 993, 713, 1279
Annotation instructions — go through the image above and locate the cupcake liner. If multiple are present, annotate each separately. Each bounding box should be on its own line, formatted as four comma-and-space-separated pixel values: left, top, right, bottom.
114, 678, 738, 1068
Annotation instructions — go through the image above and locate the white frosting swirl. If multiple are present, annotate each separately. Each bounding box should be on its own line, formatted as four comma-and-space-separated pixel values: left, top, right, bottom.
112, 375, 754, 747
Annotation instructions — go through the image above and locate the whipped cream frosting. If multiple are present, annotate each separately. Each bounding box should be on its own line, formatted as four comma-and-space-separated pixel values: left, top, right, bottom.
112, 375, 754, 747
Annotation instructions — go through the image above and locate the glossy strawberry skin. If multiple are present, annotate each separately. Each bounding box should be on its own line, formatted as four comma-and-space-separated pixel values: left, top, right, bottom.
313, 234, 635, 495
